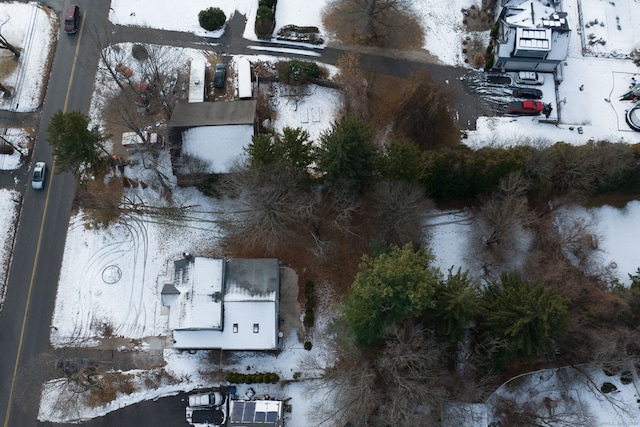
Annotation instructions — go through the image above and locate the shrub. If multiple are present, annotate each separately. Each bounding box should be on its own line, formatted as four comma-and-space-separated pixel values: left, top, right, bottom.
490, 24, 499, 38
303, 310, 315, 327
601, 382, 617, 393
279, 60, 321, 85
259, 0, 276, 8
303, 280, 316, 328
198, 7, 226, 31
225, 372, 280, 384
256, 17, 274, 39
484, 56, 495, 71
304, 341, 313, 351
131, 44, 148, 61
256, 5, 274, 20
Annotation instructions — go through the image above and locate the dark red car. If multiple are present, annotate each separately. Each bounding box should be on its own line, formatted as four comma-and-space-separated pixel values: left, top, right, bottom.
508, 100, 543, 115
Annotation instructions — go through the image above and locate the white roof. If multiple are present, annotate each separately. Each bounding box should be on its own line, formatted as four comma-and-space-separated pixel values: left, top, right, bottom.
181, 125, 253, 173
174, 300, 278, 350
189, 59, 206, 103
169, 258, 280, 350
237, 57, 252, 99
167, 257, 224, 331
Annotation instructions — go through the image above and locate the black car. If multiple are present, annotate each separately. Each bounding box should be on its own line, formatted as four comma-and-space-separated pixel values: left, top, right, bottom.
214, 63, 226, 88
513, 87, 543, 99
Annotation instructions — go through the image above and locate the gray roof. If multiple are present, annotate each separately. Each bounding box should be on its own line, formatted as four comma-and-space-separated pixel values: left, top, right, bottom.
225, 259, 279, 298
169, 100, 257, 128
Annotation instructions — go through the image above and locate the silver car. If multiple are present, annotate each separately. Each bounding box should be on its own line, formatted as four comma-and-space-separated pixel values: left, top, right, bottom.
32, 161, 46, 190
515, 71, 544, 85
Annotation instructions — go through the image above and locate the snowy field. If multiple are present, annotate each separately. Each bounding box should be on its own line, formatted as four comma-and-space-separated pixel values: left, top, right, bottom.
0, 189, 20, 308
0, 3, 56, 112
0, 0, 638, 424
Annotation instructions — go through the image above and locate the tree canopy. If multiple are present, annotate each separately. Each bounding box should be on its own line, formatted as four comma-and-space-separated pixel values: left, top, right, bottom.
431, 267, 482, 341
198, 7, 226, 31
46, 111, 110, 178
245, 127, 314, 180
342, 243, 440, 346
315, 115, 379, 192
481, 272, 569, 366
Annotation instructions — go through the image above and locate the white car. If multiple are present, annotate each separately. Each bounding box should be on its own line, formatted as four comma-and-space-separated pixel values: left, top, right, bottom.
515, 71, 544, 85
31, 161, 46, 190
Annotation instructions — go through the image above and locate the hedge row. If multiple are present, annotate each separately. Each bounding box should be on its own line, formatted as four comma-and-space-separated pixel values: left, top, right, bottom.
303, 280, 315, 328
255, 0, 277, 39
225, 372, 280, 384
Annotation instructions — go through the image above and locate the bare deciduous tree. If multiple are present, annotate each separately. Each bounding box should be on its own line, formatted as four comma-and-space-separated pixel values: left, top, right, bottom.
395, 69, 459, 149
477, 171, 536, 248
0, 16, 20, 58
306, 321, 447, 426
221, 163, 312, 253
323, 0, 422, 47
335, 52, 373, 119
368, 180, 434, 246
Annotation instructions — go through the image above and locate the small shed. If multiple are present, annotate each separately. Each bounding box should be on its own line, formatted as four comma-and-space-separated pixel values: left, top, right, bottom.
189, 58, 206, 103
237, 57, 252, 99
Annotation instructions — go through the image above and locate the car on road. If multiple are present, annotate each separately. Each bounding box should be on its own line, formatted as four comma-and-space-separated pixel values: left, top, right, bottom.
214, 63, 226, 88
64, 4, 80, 34
515, 71, 544, 85
508, 100, 544, 115
513, 87, 543, 99
31, 161, 46, 190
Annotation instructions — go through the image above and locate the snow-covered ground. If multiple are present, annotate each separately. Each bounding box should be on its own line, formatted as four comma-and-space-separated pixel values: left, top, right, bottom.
0, 189, 20, 307
0, 0, 639, 424
0, 2, 56, 112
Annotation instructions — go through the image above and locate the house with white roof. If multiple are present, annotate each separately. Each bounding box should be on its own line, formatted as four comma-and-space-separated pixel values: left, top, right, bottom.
161, 256, 280, 350
168, 100, 257, 174
493, 0, 571, 72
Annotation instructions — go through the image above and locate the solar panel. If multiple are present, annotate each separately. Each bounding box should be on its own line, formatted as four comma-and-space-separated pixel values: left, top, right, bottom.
231, 402, 244, 420
266, 411, 278, 422
243, 402, 256, 422
255, 411, 267, 422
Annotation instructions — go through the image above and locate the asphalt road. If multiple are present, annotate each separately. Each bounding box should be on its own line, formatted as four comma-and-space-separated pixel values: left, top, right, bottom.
0, 2, 108, 426
0, 3, 493, 427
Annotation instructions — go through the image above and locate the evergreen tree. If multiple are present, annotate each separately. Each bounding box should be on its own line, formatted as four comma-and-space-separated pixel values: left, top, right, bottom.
342, 244, 440, 347
315, 115, 379, 192
245, 127, 314, 178
379, 140, 423, 182
431, 267, 481, 341
245, 133, 277, 167
481, 272, 569, 367
46, 111, 111, 179
275, 127, 314, 178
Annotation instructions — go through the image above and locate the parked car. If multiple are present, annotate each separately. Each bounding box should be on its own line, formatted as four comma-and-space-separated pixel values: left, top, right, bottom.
508, 100, 544, 115
515, 71, 544, 85
513, 87, 543, 99
64, 4, 80, 34
31, 161, 46, 190
214, 63, 226, 88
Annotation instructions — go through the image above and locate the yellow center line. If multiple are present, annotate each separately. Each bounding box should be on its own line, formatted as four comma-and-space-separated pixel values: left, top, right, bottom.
4, 14, 86, 427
